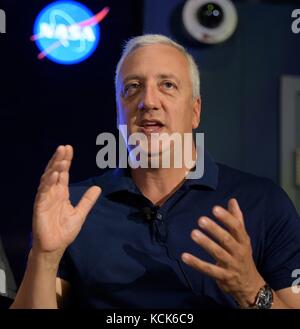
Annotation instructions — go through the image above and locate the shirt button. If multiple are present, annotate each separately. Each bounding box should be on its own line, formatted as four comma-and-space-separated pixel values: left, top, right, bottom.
156, 213, 163, 221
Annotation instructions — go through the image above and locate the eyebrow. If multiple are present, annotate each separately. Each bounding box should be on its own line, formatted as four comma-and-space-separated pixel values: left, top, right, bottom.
122, 75, 141, 85
122, 73, 180, 85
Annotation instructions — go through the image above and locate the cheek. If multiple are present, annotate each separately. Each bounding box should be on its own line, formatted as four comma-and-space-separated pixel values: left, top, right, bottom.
169, 102, 194, 128
178, 103, 192, 117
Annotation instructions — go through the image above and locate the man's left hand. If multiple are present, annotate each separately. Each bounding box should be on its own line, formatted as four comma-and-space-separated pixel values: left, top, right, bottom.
181, 198, 265, 308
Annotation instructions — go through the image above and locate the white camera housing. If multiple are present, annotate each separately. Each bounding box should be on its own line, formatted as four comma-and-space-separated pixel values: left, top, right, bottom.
182, 0, 238, 44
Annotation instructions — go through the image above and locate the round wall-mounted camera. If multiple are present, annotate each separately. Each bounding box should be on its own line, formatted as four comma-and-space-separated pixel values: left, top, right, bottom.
182, 0, 238, 44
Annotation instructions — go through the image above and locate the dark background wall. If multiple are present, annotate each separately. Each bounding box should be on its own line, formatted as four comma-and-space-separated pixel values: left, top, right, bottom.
0, 0, 299, 294
144, 0, 300, 182
0, 0, 143, 287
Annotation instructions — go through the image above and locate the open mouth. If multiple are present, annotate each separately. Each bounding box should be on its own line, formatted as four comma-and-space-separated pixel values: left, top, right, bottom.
138, 120, 164, 134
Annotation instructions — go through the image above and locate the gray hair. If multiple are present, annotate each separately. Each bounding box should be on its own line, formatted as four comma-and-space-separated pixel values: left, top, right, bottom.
115, 34, 200, 100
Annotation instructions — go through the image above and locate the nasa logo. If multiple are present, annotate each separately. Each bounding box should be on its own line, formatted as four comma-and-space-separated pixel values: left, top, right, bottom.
31, 1, 109, 64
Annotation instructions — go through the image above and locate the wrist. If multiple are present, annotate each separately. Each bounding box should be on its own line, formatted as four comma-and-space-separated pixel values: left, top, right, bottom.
234, 277, 266, 308
29, 248, 63, 273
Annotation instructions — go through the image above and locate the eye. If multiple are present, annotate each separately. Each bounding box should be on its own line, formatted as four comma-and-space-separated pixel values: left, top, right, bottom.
123, 82, 140, 97
162, 81, 177, 90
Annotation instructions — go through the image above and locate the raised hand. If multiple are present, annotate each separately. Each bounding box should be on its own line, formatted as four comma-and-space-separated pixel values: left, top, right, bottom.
181, 198, 265, 307
32, 145, 101, 259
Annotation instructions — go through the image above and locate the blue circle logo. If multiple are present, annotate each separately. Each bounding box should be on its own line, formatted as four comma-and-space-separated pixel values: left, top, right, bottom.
32, 1, 109, 64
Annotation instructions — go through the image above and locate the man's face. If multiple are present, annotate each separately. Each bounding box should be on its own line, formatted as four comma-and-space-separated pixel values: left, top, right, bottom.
116, 44, 201, 155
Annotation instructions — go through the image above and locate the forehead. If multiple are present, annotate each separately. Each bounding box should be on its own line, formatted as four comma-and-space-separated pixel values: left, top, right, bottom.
119, 44, 190, 81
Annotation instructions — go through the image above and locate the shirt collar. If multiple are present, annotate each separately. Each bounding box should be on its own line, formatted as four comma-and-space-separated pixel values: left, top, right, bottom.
100, 150, 219, 196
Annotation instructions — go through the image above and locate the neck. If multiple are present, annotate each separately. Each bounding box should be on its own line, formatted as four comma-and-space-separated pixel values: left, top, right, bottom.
131, 143, 196, 206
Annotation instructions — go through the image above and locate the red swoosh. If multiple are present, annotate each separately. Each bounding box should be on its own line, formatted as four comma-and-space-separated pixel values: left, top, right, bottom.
31, 6, 110, 59
78, 6, 110, 27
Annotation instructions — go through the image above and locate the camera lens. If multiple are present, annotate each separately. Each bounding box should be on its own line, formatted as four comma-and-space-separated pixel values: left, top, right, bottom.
196, 3, 224, 29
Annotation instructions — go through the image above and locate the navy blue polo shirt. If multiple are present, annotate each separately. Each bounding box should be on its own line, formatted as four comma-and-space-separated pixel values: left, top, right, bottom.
58, 153, 300, 308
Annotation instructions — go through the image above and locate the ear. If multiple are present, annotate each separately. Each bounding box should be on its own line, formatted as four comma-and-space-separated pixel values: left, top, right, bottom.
192, 96, 201, 129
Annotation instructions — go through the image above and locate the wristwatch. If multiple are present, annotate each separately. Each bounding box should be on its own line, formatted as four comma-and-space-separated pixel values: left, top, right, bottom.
247, 284, 273, 309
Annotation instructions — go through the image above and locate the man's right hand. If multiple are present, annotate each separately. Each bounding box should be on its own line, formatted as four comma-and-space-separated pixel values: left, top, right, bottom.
31, 145, 101, 263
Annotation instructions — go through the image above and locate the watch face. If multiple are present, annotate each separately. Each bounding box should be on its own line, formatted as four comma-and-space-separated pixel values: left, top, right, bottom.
256, 285, 273, 309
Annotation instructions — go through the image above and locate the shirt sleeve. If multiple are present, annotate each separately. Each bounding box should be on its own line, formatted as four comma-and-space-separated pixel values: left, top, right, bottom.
0, 237, 16, 299
261, 181, 300, 291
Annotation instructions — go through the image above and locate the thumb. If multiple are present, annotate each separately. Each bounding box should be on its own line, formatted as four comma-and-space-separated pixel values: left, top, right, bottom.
75, 186, 102, 220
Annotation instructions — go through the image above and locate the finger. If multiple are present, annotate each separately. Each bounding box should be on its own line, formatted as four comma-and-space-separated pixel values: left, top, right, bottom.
37, 171, 59, 194
44, 145, 66, 172
197, 217, 239, 254
62, 145, 73, 172
212, 206, 247, 243
181, 252, 229, 281
44, 146, 73, 186
47, 145, 73, 174
228, 198, 244, 225
40, 160, 69, 185
64, 145, 73, 161
58, 171, 69, 187
45, 146, 73, 174
75, 186, 102, 219
191, 229, 233, 266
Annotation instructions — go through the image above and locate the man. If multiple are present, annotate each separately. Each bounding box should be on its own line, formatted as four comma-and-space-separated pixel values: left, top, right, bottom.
11, 34, 300, 309
0, 237, 16, 308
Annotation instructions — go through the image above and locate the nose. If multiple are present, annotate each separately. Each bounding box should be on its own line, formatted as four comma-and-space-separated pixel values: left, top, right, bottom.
138, 83, 160, 111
